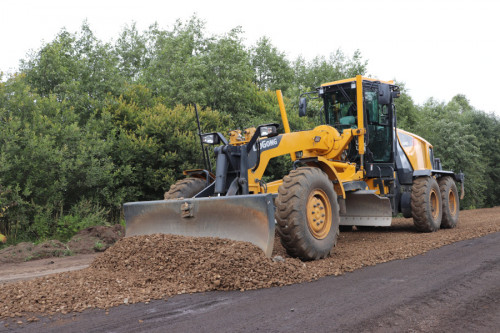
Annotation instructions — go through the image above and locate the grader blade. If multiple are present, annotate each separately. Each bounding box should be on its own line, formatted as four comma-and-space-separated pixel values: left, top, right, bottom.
124, 194, 275, 257
340, 190, 392, 226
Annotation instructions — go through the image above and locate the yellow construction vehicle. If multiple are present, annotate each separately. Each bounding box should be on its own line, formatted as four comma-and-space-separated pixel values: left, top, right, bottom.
124, 75, 464, 260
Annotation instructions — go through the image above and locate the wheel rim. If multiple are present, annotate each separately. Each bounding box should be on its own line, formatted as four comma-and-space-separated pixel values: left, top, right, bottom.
448, 189, 457, 216
430, 188, 440, 220
306, 189, 332, 239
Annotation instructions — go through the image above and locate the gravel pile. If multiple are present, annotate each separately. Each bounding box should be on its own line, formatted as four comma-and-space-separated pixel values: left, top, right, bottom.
0, 235, 310, 319
1, 206, 499, 320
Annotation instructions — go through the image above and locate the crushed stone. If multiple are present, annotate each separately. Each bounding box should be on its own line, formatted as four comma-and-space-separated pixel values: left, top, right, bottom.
1, 206, 499, 319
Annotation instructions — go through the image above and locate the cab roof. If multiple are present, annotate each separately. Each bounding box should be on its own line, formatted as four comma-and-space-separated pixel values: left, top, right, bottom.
321, 77, 395, 87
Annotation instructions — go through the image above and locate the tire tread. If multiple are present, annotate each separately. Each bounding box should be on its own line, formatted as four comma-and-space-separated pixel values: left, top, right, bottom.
164, 178, 207, 199
275, 167, 339, 260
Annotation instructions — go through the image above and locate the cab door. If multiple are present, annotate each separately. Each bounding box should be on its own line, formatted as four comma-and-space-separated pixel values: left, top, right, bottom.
363, 82, 393, 163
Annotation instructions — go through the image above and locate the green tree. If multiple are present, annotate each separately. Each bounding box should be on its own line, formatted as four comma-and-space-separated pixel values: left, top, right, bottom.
414, 97, 488, 209
292, 49, 368, 92
104, 84, 234, 200
201, 27, 254, 117
139, 17, 209, 106
250, 37, 293, 92
393, 83, 422, 132
0, 75, 116, 239
454, 96, 500, 207
21, 22, 125, 121
115, 22, 149, 81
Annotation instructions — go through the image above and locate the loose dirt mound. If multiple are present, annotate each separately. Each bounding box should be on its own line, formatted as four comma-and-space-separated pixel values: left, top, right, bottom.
0, 225, 124, 264
67, 225, 124, 254
0, 240, 69, 264
0, 207, 499, 320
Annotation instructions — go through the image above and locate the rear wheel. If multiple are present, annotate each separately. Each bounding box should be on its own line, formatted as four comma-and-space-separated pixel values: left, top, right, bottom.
275, 167, 340, 261
438, 176, 459, 228
164, 178, 207, 199
411, 176, 442, 232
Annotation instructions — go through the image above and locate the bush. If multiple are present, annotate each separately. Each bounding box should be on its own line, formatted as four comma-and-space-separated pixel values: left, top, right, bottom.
55, 200, 109, 242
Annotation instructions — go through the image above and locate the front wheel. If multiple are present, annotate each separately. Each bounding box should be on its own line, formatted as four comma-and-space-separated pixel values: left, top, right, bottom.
275, 167, 340, 261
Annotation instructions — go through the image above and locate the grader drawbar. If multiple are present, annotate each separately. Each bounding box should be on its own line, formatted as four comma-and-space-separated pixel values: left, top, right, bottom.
124, 76, 464, 261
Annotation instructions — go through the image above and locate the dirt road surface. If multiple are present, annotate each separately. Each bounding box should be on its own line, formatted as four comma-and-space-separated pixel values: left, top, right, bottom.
0, 254, 95, 285
2, 231, 499, 333
0, 207, 499, 331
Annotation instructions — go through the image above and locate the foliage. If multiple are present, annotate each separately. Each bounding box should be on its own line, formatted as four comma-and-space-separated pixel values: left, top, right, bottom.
55, 200, 109, 242
20, 22, 125, 123
399, 95, 497, 209
291, 49, 368, 92
0, 16, 498, 244
0, 72, 232, 242
251, 37, 294, 93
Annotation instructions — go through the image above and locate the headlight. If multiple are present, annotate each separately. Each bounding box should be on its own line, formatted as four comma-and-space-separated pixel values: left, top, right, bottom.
259, 125, 277, 137
201, 133, 219, 145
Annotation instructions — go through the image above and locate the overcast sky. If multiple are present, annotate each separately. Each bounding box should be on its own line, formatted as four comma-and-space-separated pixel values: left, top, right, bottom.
1, 0, 499, 115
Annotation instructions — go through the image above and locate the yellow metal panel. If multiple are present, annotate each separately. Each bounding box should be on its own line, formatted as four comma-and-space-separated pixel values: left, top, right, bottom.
243, 127, 256, 141
321, 76, 394, 87
356, 75, 365, 161
365, 178, 390, 195
249, 179, 282, 194
397, 129, 433, 170
321, 77, 356, 87
397, 128, 432, 147
276, 90, 291, 134
246, 125, 357, 198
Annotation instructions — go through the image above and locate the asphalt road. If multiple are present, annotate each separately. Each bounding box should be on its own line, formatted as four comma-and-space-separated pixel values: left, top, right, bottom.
4, 232, 500, 333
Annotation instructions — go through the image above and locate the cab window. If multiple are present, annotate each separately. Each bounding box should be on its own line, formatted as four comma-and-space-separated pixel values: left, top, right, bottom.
364, 84, 392, 162
324, 83, 358, 131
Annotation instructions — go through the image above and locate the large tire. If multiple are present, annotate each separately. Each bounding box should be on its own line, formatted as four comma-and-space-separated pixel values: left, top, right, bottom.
438, 176, 459, 228
275, 167, 340, 261
164, 178, 207, 199
411, 176, 442, 232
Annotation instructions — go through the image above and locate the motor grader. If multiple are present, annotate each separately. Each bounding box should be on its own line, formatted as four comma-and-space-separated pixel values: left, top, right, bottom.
124, 75, 464, 260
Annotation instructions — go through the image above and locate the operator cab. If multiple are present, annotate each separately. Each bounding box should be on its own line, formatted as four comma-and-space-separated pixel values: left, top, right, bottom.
318, 78, 399, 165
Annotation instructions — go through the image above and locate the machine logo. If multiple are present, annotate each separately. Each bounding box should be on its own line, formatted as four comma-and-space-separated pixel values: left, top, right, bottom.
253, 136, 281, 152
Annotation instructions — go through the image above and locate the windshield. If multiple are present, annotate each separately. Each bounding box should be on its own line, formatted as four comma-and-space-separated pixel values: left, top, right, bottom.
323, 83, 357, 131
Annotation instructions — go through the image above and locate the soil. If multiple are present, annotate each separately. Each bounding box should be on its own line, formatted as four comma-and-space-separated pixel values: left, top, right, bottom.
0, 225, 124, 264
0, 207, 499, 321
0, 240, 69, 264
0, 254, 96, 285
66, 225, 124, 254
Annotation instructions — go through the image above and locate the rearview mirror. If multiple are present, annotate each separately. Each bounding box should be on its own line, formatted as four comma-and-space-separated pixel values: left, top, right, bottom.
378, 84, 391, 105
299, 97, 307, 117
